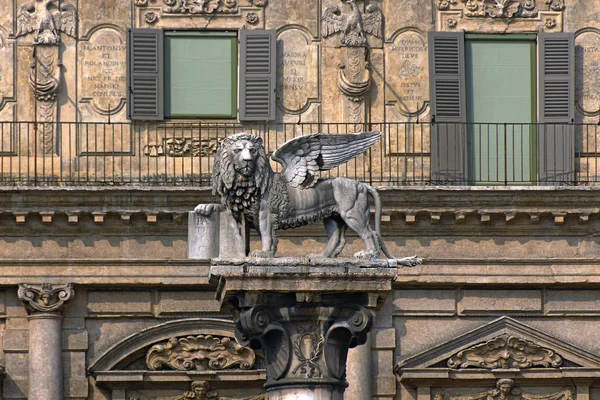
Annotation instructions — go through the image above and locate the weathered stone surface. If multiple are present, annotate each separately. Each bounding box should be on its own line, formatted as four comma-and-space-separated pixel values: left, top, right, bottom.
459, 290, 542, 313
276, 28, 319, 113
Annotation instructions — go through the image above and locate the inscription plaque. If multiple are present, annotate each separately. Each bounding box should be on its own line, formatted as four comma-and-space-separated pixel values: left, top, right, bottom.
576, 30, 600, 116
276, 28, 319, 113
385, 30, 429, 116
79, 27, 127, 115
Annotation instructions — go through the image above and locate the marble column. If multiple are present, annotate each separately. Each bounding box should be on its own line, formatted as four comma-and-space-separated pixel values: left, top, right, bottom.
346, 333, 372, 400
210, 258, 397, 400
18, 283, 74, 400
235, 293, 374, 400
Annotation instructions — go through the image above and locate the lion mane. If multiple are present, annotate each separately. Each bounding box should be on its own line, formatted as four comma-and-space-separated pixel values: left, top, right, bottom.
212, 133, 273, 223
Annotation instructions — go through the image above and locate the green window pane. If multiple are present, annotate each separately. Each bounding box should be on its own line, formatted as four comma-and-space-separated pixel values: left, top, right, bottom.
465, 38, 536, 185
165, 34, 237, 118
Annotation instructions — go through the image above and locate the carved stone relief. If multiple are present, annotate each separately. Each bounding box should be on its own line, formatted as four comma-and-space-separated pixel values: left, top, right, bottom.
436, 0, 564, 32
17, 283, 74, 314
79, 27, 127, 116
146, 335, 256, 371
126, 381, 266, 400
143, 137, 219, 157
135, 0, 264, 29
447, 334, 563, 369
433, 379, 573, 400
322, 0, 383, 47
29, 45, 60, 154
576, 29, 600, 117
276, 28, 319, 114
385, 29, 429, 117
16, 0, 77, 45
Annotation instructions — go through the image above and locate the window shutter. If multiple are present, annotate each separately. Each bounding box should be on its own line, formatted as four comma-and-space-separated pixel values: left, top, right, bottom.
538, 32, 575, 184
428, 31, 467, 184
127, 28, 164, 121
239, 29, 276, 121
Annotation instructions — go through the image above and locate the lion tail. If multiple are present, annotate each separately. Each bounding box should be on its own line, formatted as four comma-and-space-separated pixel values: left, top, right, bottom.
367, 185, 395, 259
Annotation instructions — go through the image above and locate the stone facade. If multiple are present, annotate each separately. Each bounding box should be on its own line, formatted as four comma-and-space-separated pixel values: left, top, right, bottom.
0, 1, 597, 400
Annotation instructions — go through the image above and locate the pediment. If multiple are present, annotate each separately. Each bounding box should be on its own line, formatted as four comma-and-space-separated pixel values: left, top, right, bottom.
396, 317, 600, 374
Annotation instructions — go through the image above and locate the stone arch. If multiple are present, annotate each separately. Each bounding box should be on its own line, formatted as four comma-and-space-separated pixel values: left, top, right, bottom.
88, 317, 242, 373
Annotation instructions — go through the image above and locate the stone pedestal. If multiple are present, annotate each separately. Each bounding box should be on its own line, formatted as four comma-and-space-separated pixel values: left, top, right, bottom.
18, 283, 73, 400
210, 258, 396, 400
189, 204, 245, 259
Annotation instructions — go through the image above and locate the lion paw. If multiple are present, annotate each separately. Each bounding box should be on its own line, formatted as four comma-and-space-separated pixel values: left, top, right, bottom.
250, 250, 273, 258
396, 255, 423, 267
194, 204, 223, 216
353, 250, 379, 260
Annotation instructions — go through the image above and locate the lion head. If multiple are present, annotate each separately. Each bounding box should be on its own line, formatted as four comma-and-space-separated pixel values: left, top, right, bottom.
212, 133, 272, 216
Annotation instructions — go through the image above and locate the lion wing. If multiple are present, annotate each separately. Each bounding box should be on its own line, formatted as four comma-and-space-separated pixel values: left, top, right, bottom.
272, 131, 381, 189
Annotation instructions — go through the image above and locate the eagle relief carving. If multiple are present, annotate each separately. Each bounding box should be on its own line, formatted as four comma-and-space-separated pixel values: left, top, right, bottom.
322, 0, 383, 47
16, 0, 77, 45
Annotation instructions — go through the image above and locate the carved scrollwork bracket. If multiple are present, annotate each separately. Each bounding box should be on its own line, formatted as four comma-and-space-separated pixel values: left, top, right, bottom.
18, 283, 74, 314
234, 294, 374, 389
447, 334, 563, 369
146, 334, 256, 371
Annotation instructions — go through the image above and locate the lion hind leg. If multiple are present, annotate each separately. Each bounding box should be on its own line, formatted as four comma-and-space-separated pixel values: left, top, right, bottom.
333, 181, 382, 259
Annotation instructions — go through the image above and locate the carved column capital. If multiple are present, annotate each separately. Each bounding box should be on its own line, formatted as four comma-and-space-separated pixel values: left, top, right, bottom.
18, 283, 74, 314
234, 293, 373, 391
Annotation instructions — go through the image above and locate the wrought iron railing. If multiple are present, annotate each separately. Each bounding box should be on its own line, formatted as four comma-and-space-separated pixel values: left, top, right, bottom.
0, 121, 595, 187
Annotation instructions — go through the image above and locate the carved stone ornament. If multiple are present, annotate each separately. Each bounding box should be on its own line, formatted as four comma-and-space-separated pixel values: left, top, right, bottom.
433, 379, 573, 400
436, 0, 564, 31
447, 335, 563, 369
143, 137, 219, 157
211, 132, 422, 265
322, 0, 383, 47
18, 283, 74, 314
146, 335, 256, 371
16, 0, 77, 45
235, 300, 374, 388
162, 0, 238, 14
436, 0, 563, 18
172, 381, 266, 400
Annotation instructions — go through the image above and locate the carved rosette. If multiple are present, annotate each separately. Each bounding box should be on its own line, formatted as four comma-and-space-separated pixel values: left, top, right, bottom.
146, 335, 256, 371
18, 283, 74, 314
235, 297, 373, 389
447, 335, 563, 369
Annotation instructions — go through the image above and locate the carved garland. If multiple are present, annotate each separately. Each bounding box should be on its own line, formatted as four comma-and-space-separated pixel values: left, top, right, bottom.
447, 335, 563, 369
146, 335, 256, 371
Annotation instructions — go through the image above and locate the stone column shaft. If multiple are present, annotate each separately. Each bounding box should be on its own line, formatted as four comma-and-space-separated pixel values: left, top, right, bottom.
346, 333, 372, 400
18, 283, 73, 400
28, 314, 63, 400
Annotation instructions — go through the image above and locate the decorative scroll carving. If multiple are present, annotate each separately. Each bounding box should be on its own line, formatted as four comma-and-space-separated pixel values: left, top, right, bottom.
433, 379, 573, 400
172, 381, 266, 400
447, 335, 563, 369
16, 0, 77, 44
162, 0, 238, 14
436, 0, 564, 31
146, 335, 256, 371
18, 283, 74, 314
143, 137, 219, 157
322, 0, 383, 47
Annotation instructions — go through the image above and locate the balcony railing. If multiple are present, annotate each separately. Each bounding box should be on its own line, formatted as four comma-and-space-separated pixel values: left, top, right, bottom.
0, 121, 595, 187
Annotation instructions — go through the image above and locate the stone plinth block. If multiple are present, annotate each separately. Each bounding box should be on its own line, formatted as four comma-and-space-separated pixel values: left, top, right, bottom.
188, 207, 220, 259
189, 204, 245, 259
210, 258, 397, 400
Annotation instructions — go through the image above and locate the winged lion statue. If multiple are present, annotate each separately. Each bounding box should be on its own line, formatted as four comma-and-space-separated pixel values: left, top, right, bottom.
196, 131, 421, 266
